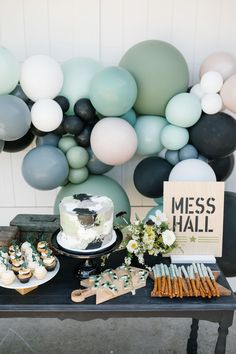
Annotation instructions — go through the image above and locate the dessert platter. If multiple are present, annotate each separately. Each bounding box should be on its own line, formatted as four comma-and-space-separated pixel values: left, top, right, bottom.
0, 239, 59, 294
51, 193, 122, 278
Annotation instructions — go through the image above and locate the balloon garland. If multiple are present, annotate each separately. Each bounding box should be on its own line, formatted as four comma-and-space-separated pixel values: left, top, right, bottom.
0, 41, 236, 221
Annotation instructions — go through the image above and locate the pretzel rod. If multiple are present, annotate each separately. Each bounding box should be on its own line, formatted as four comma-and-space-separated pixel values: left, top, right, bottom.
206, 277, 216, 296
181, 265, 193, 296
160, 264, 166, 294
164, 265, 172, 298
188, 266, 198, 297
172, 265, 179, 296
207, 266, 220, 297
179, 268, 189, 296
199, 283, 206, 298
200, 264, 211, 296
174, 265, 183, 298
169, 266, 175, 298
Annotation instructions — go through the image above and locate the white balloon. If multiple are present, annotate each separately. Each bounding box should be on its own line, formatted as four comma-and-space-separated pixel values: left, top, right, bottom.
20, 55, 63, 101
169, 159, 216, 181
31, 99, 63, 132
200, 71, 223, 94
190, 84, 205, 100
201, 93, 222, 114
90, 118, 137, 165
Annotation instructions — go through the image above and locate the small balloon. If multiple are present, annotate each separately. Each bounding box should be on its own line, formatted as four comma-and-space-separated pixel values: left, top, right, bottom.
68, 167, 89, 184
63, 115, 84, 135
66, 146, 89, 169
36, 133, 60, 147
58, 136, 77, 153
200, 71, 223, 93
179, 144, 198, 161
201, 93, 222, 114
190, 84, 204, 100
165, 150, 180, 165
120, 109, 137, 126
74, 125, 92, 147
161, 125, 189, 150
54, 96, 70, 113
31, 124, 47, 137
31, 99, 63, 132
74, 98, 96, 122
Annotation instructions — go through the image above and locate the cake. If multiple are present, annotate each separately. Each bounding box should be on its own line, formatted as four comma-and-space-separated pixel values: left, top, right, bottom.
59, 194, 114, 251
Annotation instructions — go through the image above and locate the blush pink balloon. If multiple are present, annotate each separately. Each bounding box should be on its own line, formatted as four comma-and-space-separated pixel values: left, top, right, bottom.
200, 52, 236, 81
90, 118, 137, 165
220, 74, 236, 113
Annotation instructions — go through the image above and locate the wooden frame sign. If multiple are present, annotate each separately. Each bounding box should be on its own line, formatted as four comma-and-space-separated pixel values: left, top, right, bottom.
163, 182, 224, 256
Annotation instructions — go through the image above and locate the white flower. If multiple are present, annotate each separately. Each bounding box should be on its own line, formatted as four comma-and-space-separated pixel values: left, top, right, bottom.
124, 257, 131, 266
149, 210, 168, 226
127, 240, 138, 253
162, 230, 176, 246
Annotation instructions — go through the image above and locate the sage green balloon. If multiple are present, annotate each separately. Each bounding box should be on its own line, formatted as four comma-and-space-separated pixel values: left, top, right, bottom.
54, 175, 131, 222
68, 167, 89, 184
66, 146, 89, 168
0, 47, 19, 94
119, 40, 189, 116
135, 115, 168, 155
161, 124, 189, 150
58, 136, 77, 153
60, 57, 103, 115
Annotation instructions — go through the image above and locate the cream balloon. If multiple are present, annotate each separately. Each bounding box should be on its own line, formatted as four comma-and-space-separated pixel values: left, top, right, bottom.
169, 159, 216, 181
20, 55, 63, 101
90, 118, 137, 165
200, 52, 236, 81
31, 99, 63, 132
201, 93, 222, 114
220, 74, 236, 113
200, 71, 223, 93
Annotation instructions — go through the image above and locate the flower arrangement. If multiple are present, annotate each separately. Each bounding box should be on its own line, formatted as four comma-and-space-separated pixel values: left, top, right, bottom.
117, 210, 177, 267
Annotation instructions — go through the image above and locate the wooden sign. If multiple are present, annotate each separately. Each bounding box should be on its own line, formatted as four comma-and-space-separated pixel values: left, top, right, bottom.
163, 182, 224, 256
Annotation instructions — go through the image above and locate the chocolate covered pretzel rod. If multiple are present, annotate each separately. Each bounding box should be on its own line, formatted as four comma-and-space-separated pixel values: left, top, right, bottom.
174, 265, 183, 298
202, 264, 216, 297
181, 265, 193, 296
164, 264, 172, 298
207, 266, 220, 297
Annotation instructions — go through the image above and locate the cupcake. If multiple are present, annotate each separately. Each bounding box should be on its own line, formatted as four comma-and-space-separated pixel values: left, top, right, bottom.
11, 257, 24, 274
27, 259, 40, 271
21, 241, 32, 253
43, 256, 57, 271
37, 241, 48, 254
17, 267, 32, 283
0, 248, 9, 260
34, 265, 47, 280
1, 269, 16, 285
8, 244, 20, 255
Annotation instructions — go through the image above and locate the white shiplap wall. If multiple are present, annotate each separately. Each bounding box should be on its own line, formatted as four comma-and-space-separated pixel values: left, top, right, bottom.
0, 0, 235, 226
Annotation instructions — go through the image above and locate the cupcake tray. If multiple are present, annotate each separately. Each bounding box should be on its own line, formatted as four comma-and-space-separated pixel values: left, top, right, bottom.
0, 257, 60, 295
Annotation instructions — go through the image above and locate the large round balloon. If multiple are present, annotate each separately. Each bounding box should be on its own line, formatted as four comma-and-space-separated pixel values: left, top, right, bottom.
165, 93, 202, 128
208, 154, 235, 181
189, 112, 236, 159
90, 118, 137, 165
0, 95, 31, 141
22, 145, 69, 190
168, 159, 216, 181
220, 74, 236, 113
133, 157, 172, 198
216, 192, 236, 276
60, 57, 103, 115
31, 99, 63, 132
20, 55, 63, 101
3, 129, 34, 153
200, 52, 236, 81
119, 40, 189, 116
54, 175, 131, 222
0, 47, 19, 94
90, 66, 137, 116
134, 115, 168, 155
87, 146, 113, 175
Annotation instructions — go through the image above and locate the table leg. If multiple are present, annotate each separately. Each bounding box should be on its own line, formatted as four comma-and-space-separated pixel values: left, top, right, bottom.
215, 312, 234, 354
187, 318, 199, 354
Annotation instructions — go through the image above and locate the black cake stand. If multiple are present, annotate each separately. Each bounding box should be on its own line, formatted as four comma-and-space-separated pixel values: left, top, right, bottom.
50, 229, 123, 279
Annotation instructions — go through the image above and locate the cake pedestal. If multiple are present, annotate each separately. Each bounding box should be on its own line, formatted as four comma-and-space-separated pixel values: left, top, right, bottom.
50, 229, 123, 279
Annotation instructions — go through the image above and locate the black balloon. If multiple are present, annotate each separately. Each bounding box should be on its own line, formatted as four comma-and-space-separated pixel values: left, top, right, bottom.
31, 124, 47, 137
27, 100, 34, 111
52, 116, 66, 136
217, 192, 236, 276
209, 154, 235, 181
75, 125, 92, 147
10, 83, 28, 102
3, 129, 34, 152
54, 96, 70, 113
133, 157, 172, 198
87, 115, 99, 127
63, 115, 84, 135
74, 98, 96, 122
189, 112, 236, 159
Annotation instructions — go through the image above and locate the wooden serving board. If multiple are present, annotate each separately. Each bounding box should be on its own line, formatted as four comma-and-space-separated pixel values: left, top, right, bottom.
71, 266, 149, 304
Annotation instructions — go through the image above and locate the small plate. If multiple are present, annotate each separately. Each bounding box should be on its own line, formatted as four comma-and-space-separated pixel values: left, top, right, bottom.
0, 257, 60, 290
56, 230, 117, 254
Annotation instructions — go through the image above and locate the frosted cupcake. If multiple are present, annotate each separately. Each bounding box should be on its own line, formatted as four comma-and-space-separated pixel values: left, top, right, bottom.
17, 267, 32, 283
21, 241, 32, 253
34, 265, 47, 280
43, 256, 57, 271
1, 269, 16, 285
11, 258, 24, 274
37, 240, 48, 254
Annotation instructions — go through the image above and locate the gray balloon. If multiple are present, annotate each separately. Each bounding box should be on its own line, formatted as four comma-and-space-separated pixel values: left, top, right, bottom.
0, 95, 31, 141
87, 146, 113, 174
179, 144, 198, 161
22, 145, 69, 190
0, 140, 5, 153
165, 150, 180, 165
36, 133, 60, 147
10, 83, 28, 102
198, 154, 208, 163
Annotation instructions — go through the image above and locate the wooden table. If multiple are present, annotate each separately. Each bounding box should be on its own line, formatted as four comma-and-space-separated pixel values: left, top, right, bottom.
0, 252, 235, 354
